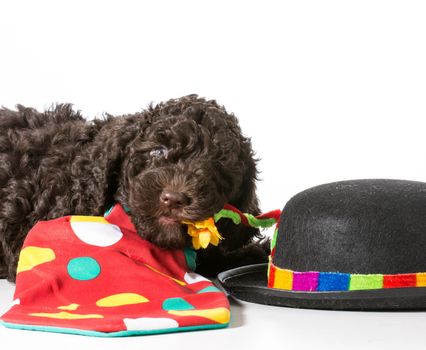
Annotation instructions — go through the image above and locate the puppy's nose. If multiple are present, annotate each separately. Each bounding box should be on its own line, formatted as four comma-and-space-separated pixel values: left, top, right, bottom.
160, 190, 190, 208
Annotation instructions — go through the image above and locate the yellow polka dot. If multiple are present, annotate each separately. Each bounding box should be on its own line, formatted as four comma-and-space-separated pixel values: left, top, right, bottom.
17, 246, 56, 273
168, 307, 230, 324
70, 216, 109, 224
29, 312, 103, 319
57, 303, 80, 311
96, 293, 149, 307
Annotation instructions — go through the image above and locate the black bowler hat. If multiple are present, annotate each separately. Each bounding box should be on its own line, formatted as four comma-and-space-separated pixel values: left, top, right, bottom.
218, 179, 426, 310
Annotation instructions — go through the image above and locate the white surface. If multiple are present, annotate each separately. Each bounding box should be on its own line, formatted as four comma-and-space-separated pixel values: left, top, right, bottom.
2, 279, 426, 349
1, 0, 426, 213
1, 0, 426, 348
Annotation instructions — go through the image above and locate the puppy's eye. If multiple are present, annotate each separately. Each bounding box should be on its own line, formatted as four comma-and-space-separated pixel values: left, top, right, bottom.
149, 146, 168, 159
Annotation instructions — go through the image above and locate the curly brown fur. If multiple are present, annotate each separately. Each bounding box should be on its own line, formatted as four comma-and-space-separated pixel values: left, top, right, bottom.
0, 95, 269, 282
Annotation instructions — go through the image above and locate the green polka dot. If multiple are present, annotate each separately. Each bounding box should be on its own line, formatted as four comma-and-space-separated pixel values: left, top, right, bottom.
197, 286, 221, 293
162, 298, 194, 311
67, 257, 101, 281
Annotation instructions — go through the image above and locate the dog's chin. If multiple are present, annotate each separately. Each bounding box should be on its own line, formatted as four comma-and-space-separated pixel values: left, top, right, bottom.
158, 216, 180, 226
149, 217, 188, 249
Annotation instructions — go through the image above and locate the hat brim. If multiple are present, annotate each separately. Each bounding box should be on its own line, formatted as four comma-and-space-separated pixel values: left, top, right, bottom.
217, 264, 426, 310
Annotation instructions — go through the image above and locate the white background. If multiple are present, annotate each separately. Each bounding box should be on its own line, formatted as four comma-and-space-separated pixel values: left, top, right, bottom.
1, 1, 426, 349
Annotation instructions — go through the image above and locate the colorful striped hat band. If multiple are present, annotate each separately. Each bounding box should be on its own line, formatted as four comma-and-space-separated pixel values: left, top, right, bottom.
267, 258, 426, 292
218, 207, 426, 292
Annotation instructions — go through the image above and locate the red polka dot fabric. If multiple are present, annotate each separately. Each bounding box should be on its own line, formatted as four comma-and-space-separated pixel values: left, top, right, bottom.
0, 204, 230, 337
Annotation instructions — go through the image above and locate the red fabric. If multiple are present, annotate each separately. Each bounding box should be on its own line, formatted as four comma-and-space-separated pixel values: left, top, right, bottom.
1, 204, 230, 335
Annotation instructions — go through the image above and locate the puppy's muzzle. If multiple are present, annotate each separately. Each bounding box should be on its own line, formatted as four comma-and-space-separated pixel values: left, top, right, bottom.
159, 190, 191, 209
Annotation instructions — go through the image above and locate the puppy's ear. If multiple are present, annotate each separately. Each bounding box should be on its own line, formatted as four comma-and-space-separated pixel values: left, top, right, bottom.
237, 155, 260, 215
232, 135, 260, 215
83, 116, 143, 211
118, 140, 149, 202
193, 101, 260, 214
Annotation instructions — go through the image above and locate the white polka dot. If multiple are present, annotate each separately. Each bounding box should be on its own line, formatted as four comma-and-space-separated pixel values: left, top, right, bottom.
184, 272, 210, 284
70, 222, 123, 247
123, 317, 179, 331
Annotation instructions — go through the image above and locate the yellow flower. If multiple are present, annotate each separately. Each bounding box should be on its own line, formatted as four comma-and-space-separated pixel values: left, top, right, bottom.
182, 218, 223, 250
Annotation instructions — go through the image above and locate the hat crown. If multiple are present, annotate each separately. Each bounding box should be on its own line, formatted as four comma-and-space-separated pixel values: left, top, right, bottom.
274, 179, 426, 274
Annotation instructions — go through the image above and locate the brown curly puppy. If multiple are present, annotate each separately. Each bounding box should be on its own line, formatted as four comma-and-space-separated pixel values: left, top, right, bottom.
0, 95, 269, 282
